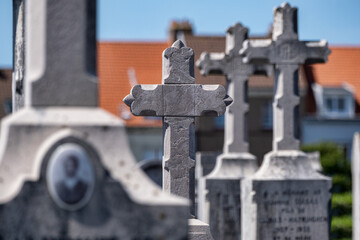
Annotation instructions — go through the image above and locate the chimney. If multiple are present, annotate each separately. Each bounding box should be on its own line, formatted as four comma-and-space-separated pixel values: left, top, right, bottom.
168, 21, 193, 44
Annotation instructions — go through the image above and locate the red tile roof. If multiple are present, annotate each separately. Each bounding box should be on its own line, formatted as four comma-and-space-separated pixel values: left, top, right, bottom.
310, 47, 360, 102
98, 42, 169, 127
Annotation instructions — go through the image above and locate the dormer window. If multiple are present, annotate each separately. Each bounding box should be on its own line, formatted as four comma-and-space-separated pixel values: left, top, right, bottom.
312, 83, 355, 119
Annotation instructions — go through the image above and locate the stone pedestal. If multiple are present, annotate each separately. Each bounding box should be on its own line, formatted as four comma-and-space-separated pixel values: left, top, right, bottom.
204, 152, 257, 239
242, 151, 332, 240
0, 108, 189, 239
189, 218, 214, 240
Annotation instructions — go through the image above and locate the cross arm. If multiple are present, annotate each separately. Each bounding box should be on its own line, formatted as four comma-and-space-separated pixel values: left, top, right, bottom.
302, 40, 331, 64
124, 84, 232, 117
240, 39, 273, 64
196, 52, 227, 76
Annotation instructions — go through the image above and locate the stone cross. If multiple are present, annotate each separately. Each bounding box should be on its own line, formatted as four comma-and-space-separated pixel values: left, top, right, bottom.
197, 23, 254, 155
240, 3, 332, 240
241, 2, 330, 151
196, 22, 271, 240
125, 40, 231, 213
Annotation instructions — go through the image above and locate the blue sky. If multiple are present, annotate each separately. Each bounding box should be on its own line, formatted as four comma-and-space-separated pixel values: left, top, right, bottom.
0, 0, 359, 67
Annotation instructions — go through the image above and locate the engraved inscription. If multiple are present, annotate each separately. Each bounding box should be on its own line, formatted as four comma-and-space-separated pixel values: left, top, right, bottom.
256, 181, 330, 240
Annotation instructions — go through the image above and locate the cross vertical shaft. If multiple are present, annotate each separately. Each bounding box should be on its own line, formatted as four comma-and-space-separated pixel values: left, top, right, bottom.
273, 64, 300, 150
163, 117, 195, 213
224, 74, 249, 153
25, 0, 98, 107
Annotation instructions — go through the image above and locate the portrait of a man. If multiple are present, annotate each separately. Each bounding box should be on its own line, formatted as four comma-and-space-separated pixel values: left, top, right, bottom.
55, 155, 88, 205
47, 143, 95, 210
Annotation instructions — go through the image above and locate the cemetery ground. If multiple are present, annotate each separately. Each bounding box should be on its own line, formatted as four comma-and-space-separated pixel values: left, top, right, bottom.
303, 142, 352, 240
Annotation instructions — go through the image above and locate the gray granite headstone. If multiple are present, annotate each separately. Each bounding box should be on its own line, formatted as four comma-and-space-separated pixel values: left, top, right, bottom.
138, 159, 163, 187
352, 133, 360, 240
196, 23, 270, 239
240, 3, 332, 240
0, 1, 189, 239
125, 40, 232, 240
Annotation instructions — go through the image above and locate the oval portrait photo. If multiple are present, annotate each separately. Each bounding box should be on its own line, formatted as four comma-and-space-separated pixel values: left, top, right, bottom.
46, 143, 95, 211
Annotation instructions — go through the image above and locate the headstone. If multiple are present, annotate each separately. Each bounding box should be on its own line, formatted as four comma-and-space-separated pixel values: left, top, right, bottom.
124, 40, 232, 240
196, 23, 270, 239
12, 0, 25, 112
352, 133, 360, 240
138, 159, 163, 187
195, 151, 219, 221
307, 151, 322, 172
240, 3, 332, 240
0, 1, 189, 239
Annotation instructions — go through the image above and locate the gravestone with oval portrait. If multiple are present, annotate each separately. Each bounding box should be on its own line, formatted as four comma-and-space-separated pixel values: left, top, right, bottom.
0, 0, 189, 239
47, 144, 95, 211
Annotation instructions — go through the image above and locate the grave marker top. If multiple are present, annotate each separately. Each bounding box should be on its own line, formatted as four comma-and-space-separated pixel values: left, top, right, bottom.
124, 40, 232, 211
240, 2, 330, 151
25, 0, 98, 107
197, 23, 270, 154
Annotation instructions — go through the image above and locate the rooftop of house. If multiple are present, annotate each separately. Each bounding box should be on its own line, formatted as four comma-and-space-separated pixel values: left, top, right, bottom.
309, 47, 360, 102
97, 22, 360, 126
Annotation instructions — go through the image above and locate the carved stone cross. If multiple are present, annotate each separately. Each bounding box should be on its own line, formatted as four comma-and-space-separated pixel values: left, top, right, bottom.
124, 40, 232, 213
197, 22, 270, 156
240, 2, 330, 151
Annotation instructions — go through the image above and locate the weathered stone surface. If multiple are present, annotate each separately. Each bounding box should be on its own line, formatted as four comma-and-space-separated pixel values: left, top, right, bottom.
0, 109, 189, 239
307, 151, 322, 172
125, 84, 229, 117
125, 40, 229, 239
138, 159, 163, 187
352, 133, 360, 240
240, 2, 330, 151
242, 151, 332, 240
195, 152, 218, 222
196, 23, 265, 239
0, 1, 189, 239
25, 0, 98, 107
239, 3, 332, 240
12, 0, 25, 112
188, 219, 214, 240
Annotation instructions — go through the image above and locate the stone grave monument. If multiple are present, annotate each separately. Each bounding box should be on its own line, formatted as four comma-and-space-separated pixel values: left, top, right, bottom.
124, 40, 232, 240
0, 0, 189, 239
352, 133, 360, 240
240, 3, 332, 240
196, 22, 270, 239
137, 159, 163, 187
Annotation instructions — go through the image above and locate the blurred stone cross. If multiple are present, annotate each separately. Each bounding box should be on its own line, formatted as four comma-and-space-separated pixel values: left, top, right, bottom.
241, 2, 330, 151
197, 23, 271, 159
196, 22, 271, 240
125, 40, 231, 239
240, 3, 332, 240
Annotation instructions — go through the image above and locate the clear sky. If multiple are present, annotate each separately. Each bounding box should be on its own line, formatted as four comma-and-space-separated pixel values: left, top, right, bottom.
0, 0, 359, 68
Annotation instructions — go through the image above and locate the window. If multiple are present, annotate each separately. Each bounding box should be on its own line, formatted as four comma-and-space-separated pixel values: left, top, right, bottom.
262, 101, 273, 129
323, 94, 354, 118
